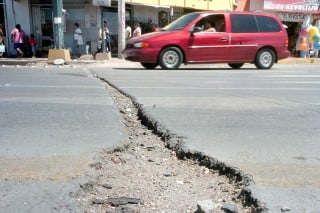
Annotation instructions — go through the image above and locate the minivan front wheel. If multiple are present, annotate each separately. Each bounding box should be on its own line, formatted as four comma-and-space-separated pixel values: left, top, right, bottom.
141, 62, 158, 69
159, 47, 182, 69
255, 48, 275, 69
228, 63, 244, 69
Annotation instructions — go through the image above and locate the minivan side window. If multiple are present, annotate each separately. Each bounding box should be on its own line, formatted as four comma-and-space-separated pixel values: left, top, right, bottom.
231, 14, 258, 33
256, 16, 282, 32
163, 13, 200, 31
194, 15, 225, 32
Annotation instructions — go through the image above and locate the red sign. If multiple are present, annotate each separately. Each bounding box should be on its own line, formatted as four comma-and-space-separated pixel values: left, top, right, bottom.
264, 0, 320, 13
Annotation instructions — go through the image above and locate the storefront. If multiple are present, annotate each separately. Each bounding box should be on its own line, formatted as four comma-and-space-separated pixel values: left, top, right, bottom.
4, 0, 240, 58
263, 0, 320, 56
0, 0, 8, 56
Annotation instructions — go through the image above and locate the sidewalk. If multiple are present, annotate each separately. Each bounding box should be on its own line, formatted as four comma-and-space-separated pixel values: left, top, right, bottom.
0, 56, 132, 67
278, 56, 320, 64
1, 56, 320, 66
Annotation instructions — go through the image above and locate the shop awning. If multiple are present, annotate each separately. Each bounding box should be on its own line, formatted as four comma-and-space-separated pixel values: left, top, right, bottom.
126, 2, 171, 9
264, 0, 320, 14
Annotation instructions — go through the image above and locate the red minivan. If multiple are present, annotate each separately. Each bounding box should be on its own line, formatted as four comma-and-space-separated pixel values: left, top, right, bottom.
123, 11, 290, 70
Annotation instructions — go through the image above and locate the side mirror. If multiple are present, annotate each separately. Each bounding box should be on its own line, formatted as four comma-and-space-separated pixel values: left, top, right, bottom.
190, 27, 202, 34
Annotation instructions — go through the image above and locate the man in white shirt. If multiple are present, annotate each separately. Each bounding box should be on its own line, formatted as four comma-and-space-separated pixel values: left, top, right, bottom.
73, 22, 83, 58
99, 21, 111, 52
125, 22, 132, 40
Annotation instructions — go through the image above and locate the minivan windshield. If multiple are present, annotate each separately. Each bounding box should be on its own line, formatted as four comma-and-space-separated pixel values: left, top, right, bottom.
162, 13, 200, 31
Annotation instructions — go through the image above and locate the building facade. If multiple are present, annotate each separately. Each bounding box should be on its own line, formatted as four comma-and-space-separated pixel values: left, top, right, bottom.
0, 0, 237, 57
246, 0, 320, 56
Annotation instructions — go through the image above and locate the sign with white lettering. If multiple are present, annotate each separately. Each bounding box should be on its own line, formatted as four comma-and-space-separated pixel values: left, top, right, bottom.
279, 12, 307, 21
264, 0, 320, 14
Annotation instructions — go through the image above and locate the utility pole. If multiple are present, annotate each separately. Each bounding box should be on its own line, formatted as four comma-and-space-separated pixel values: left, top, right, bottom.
118, 0, 125, 59
101, 11, 105, 53
53, 0, 64, 49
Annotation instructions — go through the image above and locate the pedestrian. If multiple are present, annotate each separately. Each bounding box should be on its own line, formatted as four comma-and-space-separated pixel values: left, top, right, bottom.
152, 23, 159, 32
11, 24, 26, 57
73, 22, 83, 58
0, 24, 5, 57
99, 21, 111, 53
23, 35, 32, 57
132, 22, 142, 37
29, 33, 37, 58
125, 22, 132, 40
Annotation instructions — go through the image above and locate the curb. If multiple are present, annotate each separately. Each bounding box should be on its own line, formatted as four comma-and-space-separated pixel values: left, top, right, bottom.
0, 57, 127, 67
1, 57, 320, 67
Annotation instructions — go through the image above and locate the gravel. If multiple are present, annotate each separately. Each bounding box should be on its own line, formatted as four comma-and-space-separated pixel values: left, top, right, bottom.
76, 78, 261, 213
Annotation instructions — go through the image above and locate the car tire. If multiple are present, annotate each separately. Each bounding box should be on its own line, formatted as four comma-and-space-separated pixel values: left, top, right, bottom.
141, 62, 158, 69
159, 47, 182, 69
228, 63, 244, 69
255, 48, 275, 69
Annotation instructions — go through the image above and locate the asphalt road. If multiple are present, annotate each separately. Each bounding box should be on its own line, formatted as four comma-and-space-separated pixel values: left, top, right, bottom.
1, 62, 319, 212
0, 67, 125, 212
91, 63, 320, 212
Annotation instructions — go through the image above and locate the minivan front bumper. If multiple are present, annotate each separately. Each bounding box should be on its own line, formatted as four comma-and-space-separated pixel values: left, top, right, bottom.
122, 48, 159, 63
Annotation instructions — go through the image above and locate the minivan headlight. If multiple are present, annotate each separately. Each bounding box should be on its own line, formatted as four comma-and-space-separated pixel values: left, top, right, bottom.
134, 42, 150, 48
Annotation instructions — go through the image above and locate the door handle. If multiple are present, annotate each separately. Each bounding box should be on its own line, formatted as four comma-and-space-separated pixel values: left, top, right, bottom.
220, 37, 228, 41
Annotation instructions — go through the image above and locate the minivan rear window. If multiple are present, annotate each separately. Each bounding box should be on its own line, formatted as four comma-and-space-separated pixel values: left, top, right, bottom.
231, 14, 258, 33
256, 16, 282, 32
231, 14, 282, 33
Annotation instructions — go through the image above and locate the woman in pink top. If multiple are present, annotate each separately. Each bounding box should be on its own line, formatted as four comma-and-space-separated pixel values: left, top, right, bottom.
11, 24, 26, 57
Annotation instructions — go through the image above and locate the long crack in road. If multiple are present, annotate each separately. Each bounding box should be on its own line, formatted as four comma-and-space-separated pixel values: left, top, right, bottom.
76, 75, 262, 212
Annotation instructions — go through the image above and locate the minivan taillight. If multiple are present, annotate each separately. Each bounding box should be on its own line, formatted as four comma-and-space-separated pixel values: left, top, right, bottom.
285, 39, 288, 47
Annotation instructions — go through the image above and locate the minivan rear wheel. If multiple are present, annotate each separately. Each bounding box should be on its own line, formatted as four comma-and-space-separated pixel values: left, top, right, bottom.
159, 47, 182, 69
228, 63, 244, 69
255, 48, 275, 69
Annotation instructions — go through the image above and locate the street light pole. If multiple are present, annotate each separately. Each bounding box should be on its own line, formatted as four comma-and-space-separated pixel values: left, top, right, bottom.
53, 0, 64, 49
118, 0, 125, 59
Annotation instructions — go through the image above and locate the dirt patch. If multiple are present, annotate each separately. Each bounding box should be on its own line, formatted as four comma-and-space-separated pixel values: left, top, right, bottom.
77, 77, 262, 212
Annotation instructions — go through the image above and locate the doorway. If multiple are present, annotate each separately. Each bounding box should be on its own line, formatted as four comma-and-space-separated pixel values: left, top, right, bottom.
31, 6, 53, 56
102, 8, 131, 56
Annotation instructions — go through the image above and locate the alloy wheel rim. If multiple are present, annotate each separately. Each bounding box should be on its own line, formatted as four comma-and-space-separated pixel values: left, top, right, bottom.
260, 52, 272, 67
163, 51, 179, 68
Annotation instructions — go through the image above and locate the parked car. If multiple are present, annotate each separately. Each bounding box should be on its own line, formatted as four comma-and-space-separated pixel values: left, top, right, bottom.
123, 11, 290, 69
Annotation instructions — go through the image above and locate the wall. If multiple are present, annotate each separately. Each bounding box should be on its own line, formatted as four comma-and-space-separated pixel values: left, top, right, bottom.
210, 0, 234, 10
133, 5, 168, 26
160, 0, 184, 7
250, 0, 264, 11
84, 4, 100, 54
235, 0, 250, 11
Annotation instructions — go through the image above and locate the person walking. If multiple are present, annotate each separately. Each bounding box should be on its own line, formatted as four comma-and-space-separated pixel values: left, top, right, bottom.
0, 24, 5, 57
73, 22, 83, 58
11, 24, 26, 57
29, 33, 38, 58
132, 22, 142, 37
99, 21, 111, 53
152, 23, 159, 32
125, 22, 132, 40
